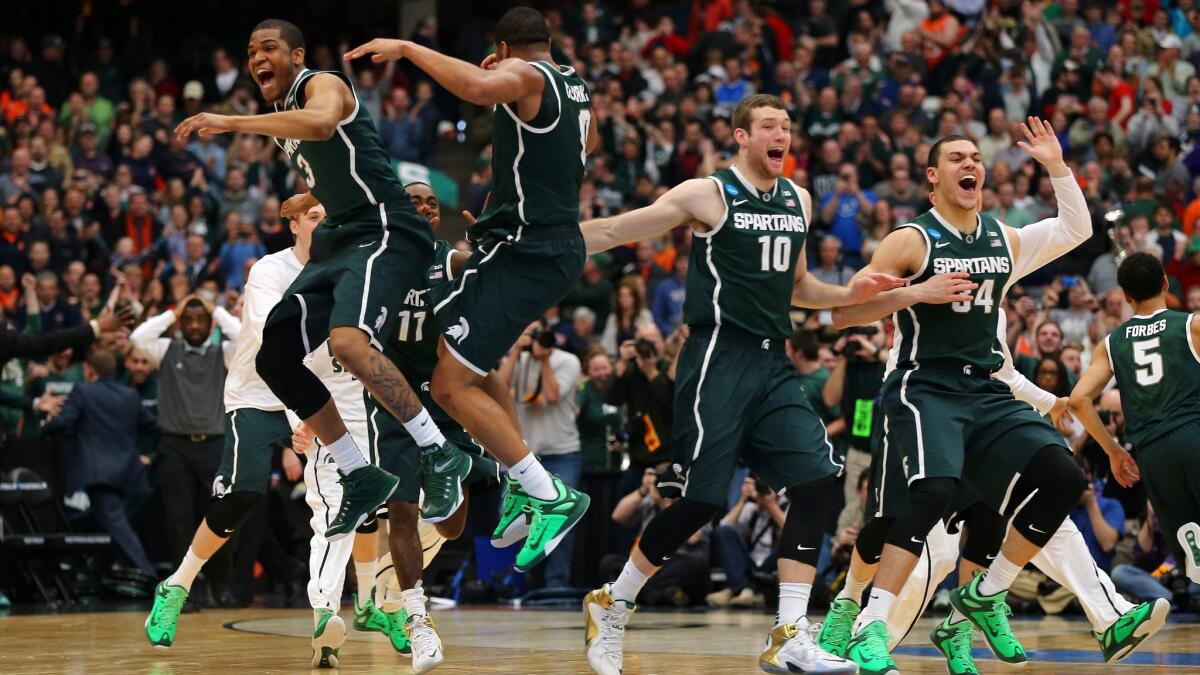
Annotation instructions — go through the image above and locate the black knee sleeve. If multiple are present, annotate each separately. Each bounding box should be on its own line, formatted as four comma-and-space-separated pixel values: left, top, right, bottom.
639, 497, 721, 566
855, 516, 895, 564
1008, 445, 1086, 547
256, 317, 330, 419
886, 477, 957, 555
959, 503, 1007, 567
206, 491, 262, 537
778, 475, 838, 566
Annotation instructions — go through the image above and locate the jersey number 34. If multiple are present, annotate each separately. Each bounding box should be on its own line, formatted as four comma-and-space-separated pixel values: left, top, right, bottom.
951, 278, 995, 314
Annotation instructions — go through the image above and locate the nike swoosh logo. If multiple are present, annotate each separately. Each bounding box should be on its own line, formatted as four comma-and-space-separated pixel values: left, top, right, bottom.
733, 199, 748, 206
224, 528, 235, 534
911, 536, 923, 544
358, 241, 378, 248
797, 545, 814, 551
1029, 525, 1045, 533
936, 241, 951, 248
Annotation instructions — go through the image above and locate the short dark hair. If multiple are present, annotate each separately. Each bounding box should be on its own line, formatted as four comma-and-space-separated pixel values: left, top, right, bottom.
731, 94, 789, 133
86, 350, 117, 379
253, 18, 305, 51
495, 7, 551, 48
790, 328, 821, 361
182, 298, 209, 313
1117, 252, 1166, 302
927, 134, 973, 169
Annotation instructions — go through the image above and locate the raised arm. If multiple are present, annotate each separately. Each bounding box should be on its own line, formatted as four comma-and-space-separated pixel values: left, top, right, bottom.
581, 178, 722, 254
344, 40, 543, 107
175, 73, 349, 143
1068, 339, 1140, 487
129, 309, 177, 367
1008, 118, 1092, 279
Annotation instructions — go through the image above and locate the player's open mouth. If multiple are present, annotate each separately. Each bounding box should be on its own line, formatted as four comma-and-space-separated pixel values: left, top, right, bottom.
257, 69, 275, 88
958, 175, 977, 193
767, 147, 785, 162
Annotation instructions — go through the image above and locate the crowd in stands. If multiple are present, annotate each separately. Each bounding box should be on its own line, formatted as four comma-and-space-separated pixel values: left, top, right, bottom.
2, 0, 1199, 614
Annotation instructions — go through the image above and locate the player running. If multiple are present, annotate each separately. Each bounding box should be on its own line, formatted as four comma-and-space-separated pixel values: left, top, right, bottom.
174, 19, 469, 543
576, 93, 902, 675
1070, 251, 1200, 586
143, 204, 307, 649
830, 119, 1102, 674
816, 310, 1169, 673
344, 7, 597, 572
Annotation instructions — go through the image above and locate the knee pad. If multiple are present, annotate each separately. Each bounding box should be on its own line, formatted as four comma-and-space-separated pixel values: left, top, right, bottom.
959, 503, 1007, 567
1009, 445, 1086, 548
886, 477, 957, 555
639, 497, 721, 566
206, 491, 262, 537
778, 475, 838, 567
256, 318, 331, 419
855, 516, 895, 564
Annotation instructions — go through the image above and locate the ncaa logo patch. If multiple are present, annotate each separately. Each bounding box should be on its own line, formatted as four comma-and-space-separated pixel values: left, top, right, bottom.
724, 183, 739, 196
927, 228, 942, 240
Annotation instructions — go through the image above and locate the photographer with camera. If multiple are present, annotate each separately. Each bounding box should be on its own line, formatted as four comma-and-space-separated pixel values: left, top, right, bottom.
823, 320, 888, 512
1079, 389, 1146, 523
707, 475, 786, 608
604, 322, 676, 498
499, 319, 583, 589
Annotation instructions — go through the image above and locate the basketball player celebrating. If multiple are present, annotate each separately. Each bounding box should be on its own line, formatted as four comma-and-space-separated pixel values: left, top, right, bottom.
575, 94, 904, 675
831, 119, 1100, 674
1070, 252, 1200, 586
175, 19, 471, 542
345, 7, 596, 572
144, 203, 315, 649
816, 309, 1168, 673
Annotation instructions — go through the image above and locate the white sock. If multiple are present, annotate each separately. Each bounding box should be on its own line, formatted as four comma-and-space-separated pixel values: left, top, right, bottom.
402, 582, 427, 618
837, 569, 871, 605
510, 453, 557, 500
854, 588, 896, 632
326, 432, 368, 473
610, 560, 650, 603
356, 559, 377, 604
978, 553, 1023, 596
168, 547, 207, 591
777, 582, 812, 625
403, 408, 447, 448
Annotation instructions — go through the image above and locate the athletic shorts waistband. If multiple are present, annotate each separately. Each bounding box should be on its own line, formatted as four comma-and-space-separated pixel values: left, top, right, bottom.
687, 324, 786, 354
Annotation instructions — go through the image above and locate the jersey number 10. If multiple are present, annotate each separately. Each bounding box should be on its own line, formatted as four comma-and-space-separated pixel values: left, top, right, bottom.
757, 235, 792, 272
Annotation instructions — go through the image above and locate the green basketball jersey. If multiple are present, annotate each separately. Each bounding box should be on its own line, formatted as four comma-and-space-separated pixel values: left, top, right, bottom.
1107, 309, 1200, 446
274, 69, 406, 220
891, 210, 1014, 374
683, 167, 809, 340
384, 240, 457, 383
470, 61, 591, 237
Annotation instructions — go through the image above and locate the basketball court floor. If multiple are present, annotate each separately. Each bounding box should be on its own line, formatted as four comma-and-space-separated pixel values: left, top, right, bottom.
2, 605, 1198, 673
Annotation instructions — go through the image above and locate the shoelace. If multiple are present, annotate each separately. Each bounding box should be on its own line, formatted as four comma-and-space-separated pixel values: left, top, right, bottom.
820, 607, 855, 649
947, 626, 973, 660
857, 627, 893, 661
409, 615, 440, 656
597, 606, 631, 662
154, 590, 185, 627
982, 600, 1017, 643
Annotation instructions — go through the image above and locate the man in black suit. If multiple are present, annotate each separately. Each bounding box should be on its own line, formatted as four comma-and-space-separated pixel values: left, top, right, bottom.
42, 350, 157, 575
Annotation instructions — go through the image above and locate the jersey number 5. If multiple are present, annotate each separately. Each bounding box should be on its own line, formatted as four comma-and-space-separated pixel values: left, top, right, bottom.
1132, 337, 1163, 386
951, 278, 994, 314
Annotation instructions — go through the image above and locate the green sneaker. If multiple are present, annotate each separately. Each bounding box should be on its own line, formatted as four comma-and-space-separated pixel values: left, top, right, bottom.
948, 574, 1027, 665
386, 608, 412, 655
353, 592, 390, 635
419, 441, 472, 523
514, 474, 590, 572
930, 615, 978, 675
816, 597, 861, 657
326, 464, 399, 541
490, 478, 532, 548
845, 620, 897, 675
311, 608, 346, 668
1094, 598, 1170, 663
144, 580, 188, 648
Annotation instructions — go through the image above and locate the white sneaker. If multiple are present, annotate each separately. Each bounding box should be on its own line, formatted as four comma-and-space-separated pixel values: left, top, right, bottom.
760, 618, 858, 674
1177, 522, 1200, 584
584, 584, 635, 675
407, 613, 445, 673
311, 610, 346, 669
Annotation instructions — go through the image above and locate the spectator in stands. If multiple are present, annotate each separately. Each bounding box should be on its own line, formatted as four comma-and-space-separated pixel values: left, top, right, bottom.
1051, 277, 1099, 345
650, 252, 686, 338
707, 476, 785, 608
601, 276, 654, 355
820, 163, 875, 267
378, 87, 426, 164
40, 350, 156, 575
574, 346, 623, 587
501, 321, 582, 589
605, 322, 674, 494
812, 235, 856, 286
1070, 457, 1126, 573
557, 306, 600, 358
